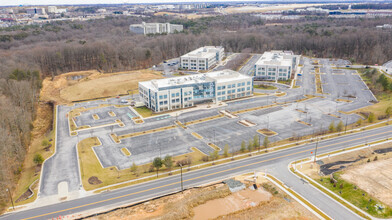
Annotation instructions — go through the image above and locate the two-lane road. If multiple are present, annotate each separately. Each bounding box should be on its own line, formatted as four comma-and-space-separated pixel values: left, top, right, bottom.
3, 125, 391, 220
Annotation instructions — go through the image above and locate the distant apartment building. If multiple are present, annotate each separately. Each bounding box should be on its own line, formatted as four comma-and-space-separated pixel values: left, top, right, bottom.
180, 46, 224, 71
26, 8, 46, 15
139, 69, 253, 112
254, 50, 299, 81
129, 22, 183, 35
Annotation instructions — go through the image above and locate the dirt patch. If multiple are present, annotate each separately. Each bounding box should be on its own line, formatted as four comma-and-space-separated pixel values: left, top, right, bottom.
257, 128, 278, 136
87, 184, 230, 220
40, 69, 162, 104
193, 188, 271, 220
341, 157, 392, 207
238, 120, 256, 127
88, 176, 103, 185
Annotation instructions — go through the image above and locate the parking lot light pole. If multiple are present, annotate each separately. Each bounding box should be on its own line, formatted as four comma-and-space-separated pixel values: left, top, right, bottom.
345, 115, 348, 133
6, 188, 14, 210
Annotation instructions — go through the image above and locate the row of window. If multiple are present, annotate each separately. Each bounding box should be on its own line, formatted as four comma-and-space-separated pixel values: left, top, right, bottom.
217, 92, 251, 101
217, 81, 251, 90
217, 87, 251, 95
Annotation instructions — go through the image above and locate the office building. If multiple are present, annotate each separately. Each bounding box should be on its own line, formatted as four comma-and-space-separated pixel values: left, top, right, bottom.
129, 22, 183, 35
139, 69, 253, 112
26, 8, 46, 15
180, 46, 225, 71
254, 50, 299, 81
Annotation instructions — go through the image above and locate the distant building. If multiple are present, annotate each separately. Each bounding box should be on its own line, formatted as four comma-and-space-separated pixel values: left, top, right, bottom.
254, 50, 299, 81
48, 6, 67, 14
26, 8, 46, 15
48, 6, 57, 13
129, 22, 183, 35
139, 69, 253, 112
180, 46, 225, 71
376, 24, 392, 29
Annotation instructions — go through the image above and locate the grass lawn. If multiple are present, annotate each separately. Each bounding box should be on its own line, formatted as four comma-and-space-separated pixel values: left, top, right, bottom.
78, 137, 206, 191
317, 172, 392, 218
315, 74, 323, 94
13, 106, 56, 206
121, 148, 131, 156
134, 106, 154, 118
191, 132, 203, 139
253, 84, 277, 90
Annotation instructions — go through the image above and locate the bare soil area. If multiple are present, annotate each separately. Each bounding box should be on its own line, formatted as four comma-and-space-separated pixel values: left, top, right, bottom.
40, 69, 162, 104
341, 157, 392, 207
193, 188, 271, 220
87, 174, 317, 220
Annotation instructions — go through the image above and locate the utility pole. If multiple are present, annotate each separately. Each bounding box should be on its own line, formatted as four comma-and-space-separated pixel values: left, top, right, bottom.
180, 164, 184, 193
6, 188, 14, 210
314, 137, 319, 162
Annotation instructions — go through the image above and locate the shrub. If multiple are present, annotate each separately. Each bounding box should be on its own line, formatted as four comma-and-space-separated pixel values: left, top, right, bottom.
33, 154, 44, 165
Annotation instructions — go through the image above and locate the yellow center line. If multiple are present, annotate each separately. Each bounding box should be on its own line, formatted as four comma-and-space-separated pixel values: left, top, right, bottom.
24, 130, 392, 220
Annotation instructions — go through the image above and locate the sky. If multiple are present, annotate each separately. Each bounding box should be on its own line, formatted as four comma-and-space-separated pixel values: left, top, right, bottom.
0, 0, 260, 7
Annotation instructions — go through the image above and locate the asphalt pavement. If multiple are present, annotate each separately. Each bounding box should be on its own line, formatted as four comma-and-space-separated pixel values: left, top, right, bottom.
2, 125, 391, 220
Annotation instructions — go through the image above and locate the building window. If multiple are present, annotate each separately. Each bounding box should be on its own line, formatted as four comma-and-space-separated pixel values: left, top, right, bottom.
228, 84, 231, 89
222, 91, 226, 95
164, 95, 167, 99
217, 86, 221, 90
176, 93, 179, 97
232, 89, 235, 93
237, 83, 241, 87
247, 81, 250, 85
172, 94, 175, 98
232, 84, 235, 88
242, 82, 245, 86
218, 92, 221, 95
159, 95, 163, 99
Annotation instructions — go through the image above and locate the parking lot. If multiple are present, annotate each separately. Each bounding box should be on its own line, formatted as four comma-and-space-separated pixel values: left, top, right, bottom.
71, 57, 376, 170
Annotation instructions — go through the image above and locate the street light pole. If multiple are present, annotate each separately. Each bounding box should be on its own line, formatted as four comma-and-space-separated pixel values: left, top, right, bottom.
6, 188, 14, 210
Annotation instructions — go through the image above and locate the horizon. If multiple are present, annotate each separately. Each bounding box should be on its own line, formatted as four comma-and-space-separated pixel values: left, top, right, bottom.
0, 0, 384, 7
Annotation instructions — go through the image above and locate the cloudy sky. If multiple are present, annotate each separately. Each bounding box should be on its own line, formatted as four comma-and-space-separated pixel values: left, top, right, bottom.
1, 0, 258, 6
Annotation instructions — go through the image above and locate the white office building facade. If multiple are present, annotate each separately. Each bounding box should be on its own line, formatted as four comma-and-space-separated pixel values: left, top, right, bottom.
129, 22, 183, 35
254, 50, 299, 81
180, 46, 224, 71
139, 69, 253, 112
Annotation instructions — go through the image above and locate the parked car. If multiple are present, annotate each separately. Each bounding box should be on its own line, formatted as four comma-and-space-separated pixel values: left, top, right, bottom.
120, 99, 128, 104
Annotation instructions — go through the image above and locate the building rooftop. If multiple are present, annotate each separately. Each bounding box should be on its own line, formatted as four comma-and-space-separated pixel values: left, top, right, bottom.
139, 69, 250, 92
181, 46, 223, 59
255, 50, 294, 67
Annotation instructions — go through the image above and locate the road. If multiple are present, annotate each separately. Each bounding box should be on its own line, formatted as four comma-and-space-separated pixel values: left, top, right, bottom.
238, 53, 261, 76
3, 125, 391, 220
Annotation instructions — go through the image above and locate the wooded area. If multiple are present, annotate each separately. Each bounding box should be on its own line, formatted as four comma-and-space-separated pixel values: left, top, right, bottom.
0, 13, 392, 210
